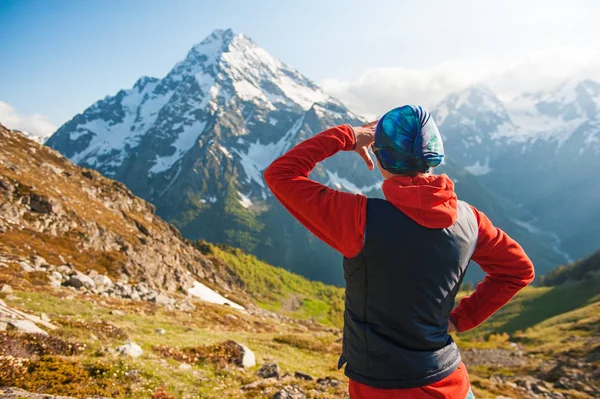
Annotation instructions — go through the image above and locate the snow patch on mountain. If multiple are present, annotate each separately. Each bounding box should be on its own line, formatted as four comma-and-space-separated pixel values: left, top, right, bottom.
188, 281, 244, 310
233, 115, 304, 189
464, 158, 492, 176
70, 80, 174, 173
326, 170, 383, 194
238, 191, 253, 209
149, 120, 207, 175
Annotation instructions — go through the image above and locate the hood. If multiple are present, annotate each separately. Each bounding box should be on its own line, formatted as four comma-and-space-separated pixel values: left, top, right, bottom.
381, 174, 457, 229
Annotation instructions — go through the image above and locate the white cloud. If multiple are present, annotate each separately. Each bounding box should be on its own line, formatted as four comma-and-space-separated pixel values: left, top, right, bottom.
321, 47, 600, 119
0, 101, 57, 138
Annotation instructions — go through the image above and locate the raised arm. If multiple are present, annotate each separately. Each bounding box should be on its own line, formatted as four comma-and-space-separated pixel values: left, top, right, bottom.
264, 124, 373, 258
449, 206, 535, 332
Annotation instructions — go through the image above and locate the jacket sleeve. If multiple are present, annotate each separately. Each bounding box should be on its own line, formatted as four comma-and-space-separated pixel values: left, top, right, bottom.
450, 206, 535, 332
263, 124, 367, 259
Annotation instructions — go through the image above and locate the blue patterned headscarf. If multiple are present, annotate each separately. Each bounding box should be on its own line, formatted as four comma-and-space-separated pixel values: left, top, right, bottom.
373, 105, 444, 174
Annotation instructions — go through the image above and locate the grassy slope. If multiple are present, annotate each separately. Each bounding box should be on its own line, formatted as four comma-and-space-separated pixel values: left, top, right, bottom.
1, 252, 599, 398
456, 274, 600, 338
205, 243, 345, 327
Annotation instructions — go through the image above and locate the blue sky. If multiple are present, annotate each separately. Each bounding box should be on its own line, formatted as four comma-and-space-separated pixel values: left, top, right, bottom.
1, 0, 600, 135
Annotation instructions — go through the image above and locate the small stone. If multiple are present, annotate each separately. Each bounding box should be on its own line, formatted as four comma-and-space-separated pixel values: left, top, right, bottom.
109, 310, 125, 316
19, 262, 35, 272
155, 328, 166, 335
40, 313, 50, 322
240, 343, 256, 368
50, 271, 63, 281
294, 371, 314, 381
270, 385, 306, 399
7, 320, 48, 335
57, 265, 73, 275
317, 377, 341, 388
116, 342, 143, 358
87, 269, 99, 278
179, 363, 192, 371
0, 284, 13, 294
31, 255, 47, 268
0, 321, 7, 331
258, 361, 281, 379
5, 295, 17, 301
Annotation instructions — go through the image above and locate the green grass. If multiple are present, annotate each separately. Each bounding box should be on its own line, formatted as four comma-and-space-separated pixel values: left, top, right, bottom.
456, 275, 600, 339
206, 243, 345, 327
2, 290, 347, 399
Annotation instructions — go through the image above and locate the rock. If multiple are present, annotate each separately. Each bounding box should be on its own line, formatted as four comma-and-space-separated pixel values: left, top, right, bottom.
155, 328, 166, 335
87, 269, 98, 278
57, 265, 73, 275
110, 309, 125, 316
93, 274, 113, 288
317, 377, 341, 388
258, 361, 281, 379
179, 363, 192, 371
240, 343, 256, 368
175, 300, 195, 312
64, 274, 95, 289
40, 313, 50, 322
116, 342, 143, 358
31, 255, 47, 268
0, 321, 7, 331
294, 371, 314, 381
270, 385, 307, 399
7, 319, 48, 335
29, 193, 58, 214
5, 295, 17, 301
19, 261, 35, 272
49, 279, 62, 288
152, 293, 173, 305
0, 284, 13, 294
50, 271, 63, 281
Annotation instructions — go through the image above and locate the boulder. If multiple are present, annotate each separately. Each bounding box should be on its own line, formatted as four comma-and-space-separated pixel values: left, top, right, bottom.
7, 319, 48, 335
240, 343, 256, 368
64, 274, 95, 289
116, 342, 143, 358
152, 293, 173, 305
317, 377, 341, 388
0, 284, 13, 294
31, 255, 48, 268
258, 361, 281, 379
28, 193, 59, 214
109, 309, 125, 316
294, 371, 314, 381
270, 385, 307, 399
19, 261, 35, 272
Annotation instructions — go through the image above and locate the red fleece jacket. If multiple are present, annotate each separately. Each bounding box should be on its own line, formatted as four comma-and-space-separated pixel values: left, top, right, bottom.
264, 125, 535, 398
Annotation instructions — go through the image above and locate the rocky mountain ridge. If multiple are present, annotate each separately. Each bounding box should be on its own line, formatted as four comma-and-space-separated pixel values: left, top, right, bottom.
0, 124, 246, 307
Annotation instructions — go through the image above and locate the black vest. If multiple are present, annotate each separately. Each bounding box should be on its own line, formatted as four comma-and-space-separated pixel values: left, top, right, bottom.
339, 198, 478, 389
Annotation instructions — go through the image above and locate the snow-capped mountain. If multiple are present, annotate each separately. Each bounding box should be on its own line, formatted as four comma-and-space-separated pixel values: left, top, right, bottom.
47, 29, 569, 285
435, 80, 600, 262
